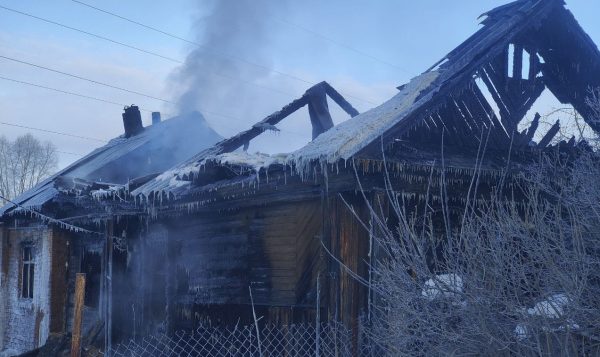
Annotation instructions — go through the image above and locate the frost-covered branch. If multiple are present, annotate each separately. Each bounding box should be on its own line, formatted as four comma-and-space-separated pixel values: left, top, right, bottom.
356, 152, 600, 356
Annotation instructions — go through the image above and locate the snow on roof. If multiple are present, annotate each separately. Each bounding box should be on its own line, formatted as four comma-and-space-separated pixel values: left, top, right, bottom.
133, 71, 440, 198
139, 151, 288, 196
0, 136, 148, 216
0, 113, 221, 217
288, 71, 439, 170
131, 0, 572, 200
211, 152, 288, 172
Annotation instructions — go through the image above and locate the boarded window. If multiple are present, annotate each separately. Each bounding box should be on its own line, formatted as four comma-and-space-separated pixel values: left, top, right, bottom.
22, 246, 34, 299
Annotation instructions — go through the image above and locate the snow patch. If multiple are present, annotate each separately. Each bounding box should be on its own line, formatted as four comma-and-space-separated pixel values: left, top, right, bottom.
91, 185, 125, 201
289, 71, 440, 171
514, 293, 578, 340
514, 324, 528, 340
422, 273, 463, 301
253, 122, 280, 132
153, 151, 288, 191
527, 293, 570, 318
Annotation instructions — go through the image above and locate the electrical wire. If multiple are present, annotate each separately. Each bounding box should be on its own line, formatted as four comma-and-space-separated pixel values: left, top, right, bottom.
0, 74, 308, 138
0, 54, 173, 104
68, 0, 379, 106
0, 120, 107, 142
0, 75, 150, 111
274, 17, 409, 74
0, 5, 313, 101
57, 150, 84, 156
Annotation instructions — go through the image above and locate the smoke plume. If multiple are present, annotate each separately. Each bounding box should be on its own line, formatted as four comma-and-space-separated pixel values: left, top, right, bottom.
170, 0, 289, 131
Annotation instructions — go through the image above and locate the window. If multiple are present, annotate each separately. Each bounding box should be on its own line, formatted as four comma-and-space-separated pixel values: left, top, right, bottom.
21, 246, 34, 299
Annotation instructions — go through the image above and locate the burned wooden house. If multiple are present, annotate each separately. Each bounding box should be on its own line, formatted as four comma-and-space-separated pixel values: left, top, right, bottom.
125, 0, 600, 338
1, 0, 600, 355
0, 108, 220, 355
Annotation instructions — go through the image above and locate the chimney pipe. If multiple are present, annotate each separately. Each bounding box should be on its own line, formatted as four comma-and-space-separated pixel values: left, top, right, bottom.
151, 112, 161, 125
122, 105, 144, 137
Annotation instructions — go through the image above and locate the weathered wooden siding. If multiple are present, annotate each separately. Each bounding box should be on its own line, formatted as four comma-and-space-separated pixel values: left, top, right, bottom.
325, 194, 371, 337
292, 201, 324, 305
261, 201, 322, 306
48, 228, 69, 334
165, 200, 323, 308
117, 200, 325, 332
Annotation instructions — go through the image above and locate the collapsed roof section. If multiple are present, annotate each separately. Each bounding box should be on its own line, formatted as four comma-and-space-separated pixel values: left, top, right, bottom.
0, 111, 222, 217
133, 81, 359, 197
297, 0, 600, 164
134, 0, 600, 201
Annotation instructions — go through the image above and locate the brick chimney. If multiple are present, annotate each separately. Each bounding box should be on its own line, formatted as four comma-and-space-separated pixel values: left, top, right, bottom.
122, 105, 144, 137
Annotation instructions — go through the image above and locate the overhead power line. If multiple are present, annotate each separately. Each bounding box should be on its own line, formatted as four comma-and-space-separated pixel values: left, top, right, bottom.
0, 55, 173, 104
0, 75, 307, 139
0, 120, 107, 143
0, 5, 182, 62
58, 150, 84, 156
0, 5, 312, 101
0, 55, 250, 125
70, 0, 312, 84
273, 18, 409, 74
0, 75, 157, 112
69, 0, 380, 106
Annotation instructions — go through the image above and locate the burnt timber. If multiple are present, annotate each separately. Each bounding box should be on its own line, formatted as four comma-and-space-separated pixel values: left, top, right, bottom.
1, 0, 600, 355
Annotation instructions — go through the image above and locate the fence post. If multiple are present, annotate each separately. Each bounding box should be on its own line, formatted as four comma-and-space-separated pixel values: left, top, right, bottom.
316, 274, 320, 357
249, 286, 263, 357
71, 273, 86, 357
104, 219, 114, 357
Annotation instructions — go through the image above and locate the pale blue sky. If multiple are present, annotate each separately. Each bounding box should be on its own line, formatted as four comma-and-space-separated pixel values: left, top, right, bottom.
1, 0, 599, 168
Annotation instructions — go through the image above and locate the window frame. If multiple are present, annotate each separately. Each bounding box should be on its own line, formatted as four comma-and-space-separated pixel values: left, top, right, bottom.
21, 246, 34, 299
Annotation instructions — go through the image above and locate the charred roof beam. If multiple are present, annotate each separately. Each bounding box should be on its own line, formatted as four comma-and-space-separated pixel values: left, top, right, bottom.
201, 81, 359, 156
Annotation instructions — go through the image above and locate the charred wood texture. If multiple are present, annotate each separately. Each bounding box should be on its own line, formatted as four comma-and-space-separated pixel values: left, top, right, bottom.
122, 105, 144, 138
307, 84, 335, 139
531, 5, 600, 133
538, 120, 561, 148
70, 273, 86, 357
187, 82, 359, 160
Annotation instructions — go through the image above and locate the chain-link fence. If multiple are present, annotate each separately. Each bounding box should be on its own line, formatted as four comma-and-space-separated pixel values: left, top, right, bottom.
108, 322, 361, 357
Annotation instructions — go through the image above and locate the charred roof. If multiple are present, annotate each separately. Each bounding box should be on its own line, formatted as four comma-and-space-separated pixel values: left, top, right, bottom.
134, 0, 600, 204
0, 111, 221, 217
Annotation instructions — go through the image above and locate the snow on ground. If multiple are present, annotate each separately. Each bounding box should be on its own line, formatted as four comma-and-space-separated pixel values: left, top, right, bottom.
527, 293, 571, 318
421, 273, 463, 301
514, 293, 578, 340
514, 324, 528, 340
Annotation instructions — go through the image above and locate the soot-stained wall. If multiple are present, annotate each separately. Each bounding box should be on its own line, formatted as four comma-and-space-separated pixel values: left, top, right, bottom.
3, 226, 51, 354
123, 200, 324, 332
0, 224, 68, 355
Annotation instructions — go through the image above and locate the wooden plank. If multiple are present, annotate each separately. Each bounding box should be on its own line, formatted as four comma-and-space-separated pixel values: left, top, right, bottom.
71, 273, 86, 357
538, 120, 560, 147
513, 44, 524, 80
